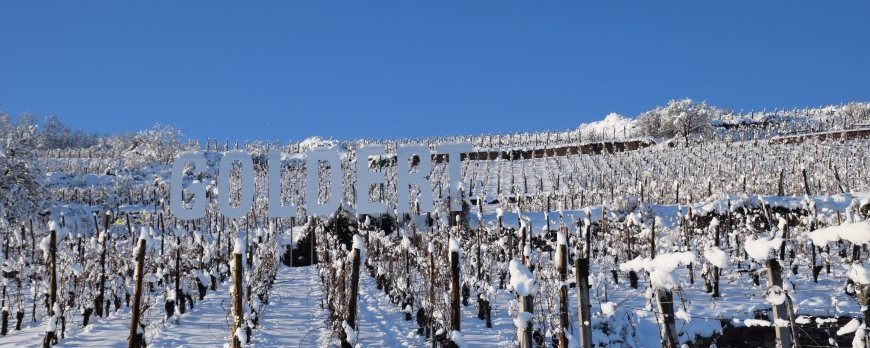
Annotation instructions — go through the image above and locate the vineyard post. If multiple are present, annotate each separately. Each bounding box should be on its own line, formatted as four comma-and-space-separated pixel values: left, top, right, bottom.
776, 168, 785, 197
159, 213, 165, 257
654, 288, 677, 348
231, 249, 244, 348
126, 212, 134, 252
343, 240, 361, 347
129, 238, 146, 348
810, 209, 822, 282
502, 215, 512, 261
766, 259, 793, 348
97, 212, 111, 317
450, 248, 460, 332
44, 226, 57, 347
517, 291, 534, 348
713, 222, 720, 298
602, 205, 607, 260
1, 224, 6, 336
576, 257, 593, 348
685, 206, 694, 285
476, 205, 482, 281
859, 287, 870, 348
650, 218, 656, 259
176, 234, 185, 314
556, 237, 568, 348
428, 241, 435, 348
802, 168, 811, 196
30, 219, 35, 262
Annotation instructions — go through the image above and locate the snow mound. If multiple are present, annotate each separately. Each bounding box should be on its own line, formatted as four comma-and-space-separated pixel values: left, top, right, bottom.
578, 113, 637, 140
744, 235, 783, 261
509, 260, 538, 297
808, 221, 870, 245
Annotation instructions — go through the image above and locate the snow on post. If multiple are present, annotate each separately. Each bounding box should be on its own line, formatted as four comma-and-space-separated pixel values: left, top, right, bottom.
449, 330, 468, 348
703, 246, 727, 268
509, 260, 538, 296
807, 221, 870, 246
744, 235, 784, 261
449, 236, 461, 259
619, 252, 695, 290
352, 234, 366, 264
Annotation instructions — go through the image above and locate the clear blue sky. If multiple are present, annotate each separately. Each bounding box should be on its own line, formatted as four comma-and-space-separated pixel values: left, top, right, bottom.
1, 2, 868, 143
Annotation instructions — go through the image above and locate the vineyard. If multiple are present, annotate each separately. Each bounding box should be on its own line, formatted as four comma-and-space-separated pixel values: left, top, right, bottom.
2, 101, 870, 347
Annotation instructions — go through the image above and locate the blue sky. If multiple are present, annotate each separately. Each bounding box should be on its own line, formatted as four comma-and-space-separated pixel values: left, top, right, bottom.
1, 2, 868, 143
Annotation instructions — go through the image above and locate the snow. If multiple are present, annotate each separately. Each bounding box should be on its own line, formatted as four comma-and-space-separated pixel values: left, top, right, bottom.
703, 246, 727, 268
744, 235, 784, 260
509, 260, 538, 297
350, 235, 366, 265
854, 325, 866, 348
234, 326, 247, 346
342, 321, 356, 344
743, 319, 772, 327
849, 262, 870, 284
449, 236, 461, 254
233, 237, 244, 256
808, 221, 870, 245
839, 318, 861, 335
449, 330, 469, 348
556, 231, 566, 246
578, 112, 637, 140
764, 286, 786, 305
600, 302, 617, 317
514, 312, 535, 329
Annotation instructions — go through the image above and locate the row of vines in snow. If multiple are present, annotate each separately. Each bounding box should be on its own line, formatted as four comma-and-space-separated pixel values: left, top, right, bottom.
0, 102, 869, 347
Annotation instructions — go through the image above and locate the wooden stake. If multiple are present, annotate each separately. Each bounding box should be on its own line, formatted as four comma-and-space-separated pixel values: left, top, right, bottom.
450, 250, 460, 332
766, 259, 793, 348
576, 258, 593, 348
556, 242, 568, 348
129, 238, 146, 348
232, 252, 244, 348
654, 288, 677, 348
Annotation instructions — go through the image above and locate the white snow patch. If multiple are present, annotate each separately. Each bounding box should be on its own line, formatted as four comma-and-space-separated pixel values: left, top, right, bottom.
703, 246, 727, 268
838, 318, 861, 336
744, 235, 783, 261
808, 221, 870, 245
509, 260, 538, 297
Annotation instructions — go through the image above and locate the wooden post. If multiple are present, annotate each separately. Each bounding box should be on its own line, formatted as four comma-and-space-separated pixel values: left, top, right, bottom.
232, 252, 244, 348
344, 243, 361, 347
650, 218, 656, 259
126, 212, 134, 252
766, 259, 793, 348
450, 249, 460, 332
802, 168, 812, 196
176, 235, 185, 315
654, 288, 677, 348
556, 241, 568, 348
43, 227, 58, 347
129, 238, 146, 348
502, 216, 512, 261
429, 244, 435, 348
576, 258, 593, 348
776, 169, 785, 197
858, 286, 870, 348
713, 222, 720, 298
517, 293, 534, 348
97, 212, 111, 317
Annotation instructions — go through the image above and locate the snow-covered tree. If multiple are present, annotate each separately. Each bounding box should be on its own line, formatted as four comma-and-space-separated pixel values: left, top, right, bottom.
0, 114, 49, 224
637, 98, 711, 146
124, 123, 185, 168
666, 98, 711, 146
